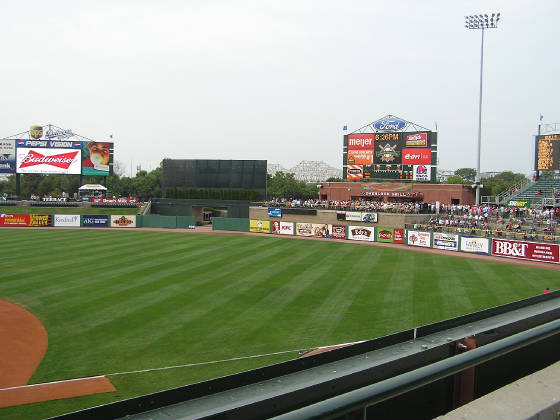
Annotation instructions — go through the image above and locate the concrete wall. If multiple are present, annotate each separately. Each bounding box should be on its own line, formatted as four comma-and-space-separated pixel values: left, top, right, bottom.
438, 360, 560, 420
249, 207, 430, 229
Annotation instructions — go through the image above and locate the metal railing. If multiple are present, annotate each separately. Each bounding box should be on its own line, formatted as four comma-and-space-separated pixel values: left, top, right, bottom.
270, 319, 560, 420
495, 178, 532, 205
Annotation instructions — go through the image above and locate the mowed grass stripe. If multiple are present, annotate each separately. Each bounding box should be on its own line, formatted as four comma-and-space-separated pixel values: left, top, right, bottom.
284, 244, 381, 348
143, 240, 343, 361
1, 229, 559, 420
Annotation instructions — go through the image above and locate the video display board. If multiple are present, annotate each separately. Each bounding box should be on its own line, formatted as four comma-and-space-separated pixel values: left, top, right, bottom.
162, 159, 267, 199
344, 130, 437, 181
11, 139, 113, 176
0, 139, 16, 174
535, 134, 560, 171
81, 141, 114, 176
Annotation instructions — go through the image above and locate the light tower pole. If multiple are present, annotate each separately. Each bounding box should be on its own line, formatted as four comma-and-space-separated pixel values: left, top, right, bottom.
465, 13, 500, 205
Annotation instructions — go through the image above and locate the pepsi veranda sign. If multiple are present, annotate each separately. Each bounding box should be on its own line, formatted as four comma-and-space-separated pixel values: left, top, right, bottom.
16, 139, 82, 149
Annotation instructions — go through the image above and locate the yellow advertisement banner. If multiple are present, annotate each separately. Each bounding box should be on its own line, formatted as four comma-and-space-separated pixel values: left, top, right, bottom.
250, 219, 271, 233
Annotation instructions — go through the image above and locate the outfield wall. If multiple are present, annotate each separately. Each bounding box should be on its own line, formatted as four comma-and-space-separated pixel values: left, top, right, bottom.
214, 216, 560, 265
0, 214, 196, 230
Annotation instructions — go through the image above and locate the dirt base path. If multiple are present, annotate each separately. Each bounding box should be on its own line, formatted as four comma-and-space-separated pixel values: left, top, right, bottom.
0, 299, 115, 407
0, 299, 48, 388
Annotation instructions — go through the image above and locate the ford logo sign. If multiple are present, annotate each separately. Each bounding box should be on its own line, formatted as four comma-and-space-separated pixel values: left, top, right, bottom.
373, 118, 406, 131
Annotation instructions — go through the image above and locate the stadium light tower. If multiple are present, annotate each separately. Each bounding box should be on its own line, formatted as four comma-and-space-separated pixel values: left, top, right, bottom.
465, 12, 500, 205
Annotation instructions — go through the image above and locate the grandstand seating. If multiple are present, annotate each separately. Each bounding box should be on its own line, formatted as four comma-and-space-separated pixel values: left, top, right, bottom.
0, 201, 18, 206
507, 179, 560, 205
30, 201, 79, 207
91, 203, 139, 208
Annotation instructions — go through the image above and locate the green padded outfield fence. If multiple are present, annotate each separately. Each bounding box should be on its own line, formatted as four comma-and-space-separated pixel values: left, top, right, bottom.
212, 217, 249, 232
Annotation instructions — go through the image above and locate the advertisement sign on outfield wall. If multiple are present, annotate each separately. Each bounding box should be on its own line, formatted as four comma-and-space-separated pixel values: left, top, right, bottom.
492, 239, 559, 263
296, 223, 314, 237
272, 221, 294, 235
407, 230, 431, 247
0, 214, 50, 227
82, 215, 109, 227
0, 139, 16, 174
250, 219, 270, 233
460, 236, 489, 254
268, 208, 282, 217
0, 214, 29, 226
433, 233, 459, 251
348, 226, 375, 241
53, 214, 80, 227
332, 225, 346, 239
377, 228, 395, 243
111, 215, 136, 228
310, 224, 332, 238
394, 228, 404, 244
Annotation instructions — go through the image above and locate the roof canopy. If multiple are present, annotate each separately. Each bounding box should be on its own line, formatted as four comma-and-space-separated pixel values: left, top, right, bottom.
78, 184, 107, 191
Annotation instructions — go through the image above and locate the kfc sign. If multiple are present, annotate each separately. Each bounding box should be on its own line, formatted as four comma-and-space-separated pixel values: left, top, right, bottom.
405, 133, 428, 147
492, 239, 559, 263
347, 134, 374, 150
16, 148, 81, 174
401, 148, 431, 165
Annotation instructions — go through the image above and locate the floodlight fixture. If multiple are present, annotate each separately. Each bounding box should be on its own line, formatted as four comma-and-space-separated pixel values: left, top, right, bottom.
464, 12, 501, 205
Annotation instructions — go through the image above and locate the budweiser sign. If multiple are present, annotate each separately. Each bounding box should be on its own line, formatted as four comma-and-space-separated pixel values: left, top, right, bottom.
16, 148, 81, 174
19, 150, 78, 169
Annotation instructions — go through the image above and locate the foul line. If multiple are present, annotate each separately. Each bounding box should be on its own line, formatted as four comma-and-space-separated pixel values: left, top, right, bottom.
105, 340, 365, 378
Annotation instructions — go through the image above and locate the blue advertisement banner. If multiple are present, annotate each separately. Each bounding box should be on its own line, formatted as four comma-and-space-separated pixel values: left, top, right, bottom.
16, 139, 82, 149
81, 215, 109, 227
268, 208, 282, 217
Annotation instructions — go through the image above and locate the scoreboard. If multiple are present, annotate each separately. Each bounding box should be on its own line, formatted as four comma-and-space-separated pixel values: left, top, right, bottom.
535, 134, 560, 171
343, 130, 437, 181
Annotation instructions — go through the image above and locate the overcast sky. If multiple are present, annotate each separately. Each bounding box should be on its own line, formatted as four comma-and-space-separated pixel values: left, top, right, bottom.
2, 0, 558, 176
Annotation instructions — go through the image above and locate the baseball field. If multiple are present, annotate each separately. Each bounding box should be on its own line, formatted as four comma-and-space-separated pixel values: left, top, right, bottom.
1, 228, 558, 419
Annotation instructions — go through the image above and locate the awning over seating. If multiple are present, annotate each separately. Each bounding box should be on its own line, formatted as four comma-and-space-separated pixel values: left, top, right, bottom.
78, 184, 107, 191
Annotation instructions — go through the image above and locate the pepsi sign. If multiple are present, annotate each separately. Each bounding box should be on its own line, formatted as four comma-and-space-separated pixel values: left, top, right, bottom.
373, 118, 406, 131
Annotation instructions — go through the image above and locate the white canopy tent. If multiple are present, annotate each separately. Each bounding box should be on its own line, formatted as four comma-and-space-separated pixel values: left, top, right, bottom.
78, 184, 108, 198
78, 184, 107, 191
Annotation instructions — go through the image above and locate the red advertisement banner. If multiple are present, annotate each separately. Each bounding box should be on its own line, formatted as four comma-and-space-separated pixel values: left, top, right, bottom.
0, 214, 51, 227
394, 228, 404, 244
0, 214, 30, 226
91, 198, 139, 204
401, 148, 431, 165
332, 225, 346, 239
492, 239, 559, 263
347, 134, 374, 150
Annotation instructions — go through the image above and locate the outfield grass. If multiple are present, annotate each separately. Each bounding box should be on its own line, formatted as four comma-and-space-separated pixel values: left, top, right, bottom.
0, 229, 558, 419
0, 206, 139, 215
